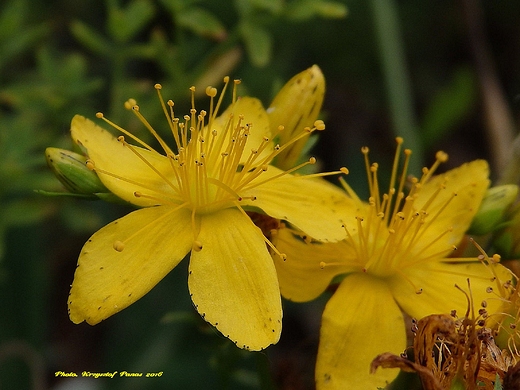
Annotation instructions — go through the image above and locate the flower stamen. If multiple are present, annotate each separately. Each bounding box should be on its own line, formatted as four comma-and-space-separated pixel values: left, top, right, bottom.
96, 112, 155, 151
116, 136, 180, 195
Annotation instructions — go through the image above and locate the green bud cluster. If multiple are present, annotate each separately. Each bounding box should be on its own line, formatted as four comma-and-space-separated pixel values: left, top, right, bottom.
469, 184, 518, 235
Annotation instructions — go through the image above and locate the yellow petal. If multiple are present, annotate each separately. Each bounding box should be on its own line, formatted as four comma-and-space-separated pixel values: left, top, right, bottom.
188, 208, 282, 351
273, 228, 358, 302
316, 273, 405, 390
209, 96, 273, 164
241, 171, 350, 242
268, 65, 325, 170
415, 160, 489, 249
68, 206, 193, 325
70, 115, 178, 207
389, 261, 512, 320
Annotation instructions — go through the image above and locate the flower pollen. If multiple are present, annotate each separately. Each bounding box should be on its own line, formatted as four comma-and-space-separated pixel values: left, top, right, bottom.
324, 138, 462, 292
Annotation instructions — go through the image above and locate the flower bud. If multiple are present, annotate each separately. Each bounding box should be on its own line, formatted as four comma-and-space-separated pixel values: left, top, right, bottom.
45, 147, 109, 195
267, 65, 325, 170
493, 204, 520, 259
468, 184, 518, 235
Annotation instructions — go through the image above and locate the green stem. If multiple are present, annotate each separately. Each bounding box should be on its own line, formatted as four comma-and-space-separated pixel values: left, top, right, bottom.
370, 0, 424, 174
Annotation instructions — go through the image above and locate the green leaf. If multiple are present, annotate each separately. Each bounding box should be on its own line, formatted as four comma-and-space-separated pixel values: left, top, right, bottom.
286, 0, 348, 21
494, 373, 503, 390
34, 190, 99, 199
70, 20, 111, 55
421, 67, 477, 145
176, 7, 227, 40
0, 24, 48, 71
248, 0, 283, 14
314, 1, 348, 18
0, 0, 27, 38
1, 199, 54, 227
239, 20, 272, 67
0, 0, 49, 71
108, 0, 156, 43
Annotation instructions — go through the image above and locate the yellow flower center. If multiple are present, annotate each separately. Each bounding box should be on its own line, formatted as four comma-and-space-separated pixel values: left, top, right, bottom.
94, 79, 325, 215
86, 78, 338, 256
333, 138, 456, 290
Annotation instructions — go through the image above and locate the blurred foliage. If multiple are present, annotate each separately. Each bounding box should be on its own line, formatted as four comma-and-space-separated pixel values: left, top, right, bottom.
1, 0, 519, 389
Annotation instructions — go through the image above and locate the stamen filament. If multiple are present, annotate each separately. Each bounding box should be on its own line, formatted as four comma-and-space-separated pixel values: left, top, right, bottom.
117, 137, 180, 195
96, 112, 155, 151
387, 137, 403, 198
86, 160, 179, 201
129, 105, 174, 156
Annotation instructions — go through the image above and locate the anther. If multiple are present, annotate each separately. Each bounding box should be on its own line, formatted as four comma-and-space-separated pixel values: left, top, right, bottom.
340, 167, 349, 175
85, 160, 95, 170
96, 112, 104, 118
206, 86, 217, 97
154, 83, 162, 90
436, 151, 449, 162
309, 157, 317, 164
314, 120, 325, 130
113, 240, 125, 252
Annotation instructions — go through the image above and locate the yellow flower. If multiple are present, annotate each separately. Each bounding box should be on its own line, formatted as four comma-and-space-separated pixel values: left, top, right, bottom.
272, 138, 512, 388
67, 71, 348, 351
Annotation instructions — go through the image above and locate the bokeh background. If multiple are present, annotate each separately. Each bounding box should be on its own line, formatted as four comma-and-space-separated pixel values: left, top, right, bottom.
1, 0, 519, 389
